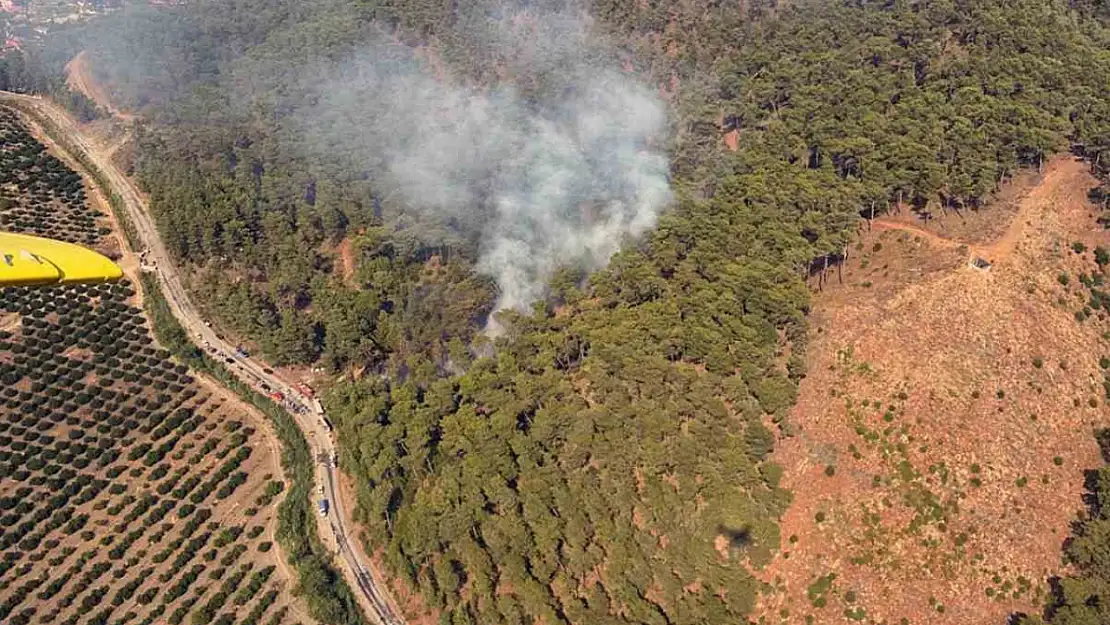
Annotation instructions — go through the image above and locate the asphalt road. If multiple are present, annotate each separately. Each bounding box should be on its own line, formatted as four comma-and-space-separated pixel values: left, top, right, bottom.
0, 92, 405, 625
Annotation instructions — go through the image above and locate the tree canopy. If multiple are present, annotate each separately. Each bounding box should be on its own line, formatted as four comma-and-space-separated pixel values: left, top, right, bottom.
20, 0, 1110, 623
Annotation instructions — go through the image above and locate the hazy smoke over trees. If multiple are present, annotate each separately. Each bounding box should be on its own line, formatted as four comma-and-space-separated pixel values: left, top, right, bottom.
295, 9, 672, 323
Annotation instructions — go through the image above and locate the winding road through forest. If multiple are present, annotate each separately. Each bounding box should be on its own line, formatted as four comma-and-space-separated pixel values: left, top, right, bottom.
0, 92, 405, 625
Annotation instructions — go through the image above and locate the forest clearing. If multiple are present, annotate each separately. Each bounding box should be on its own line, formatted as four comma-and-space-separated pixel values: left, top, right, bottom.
757, 156, 1110, 624
0, 107, 311, 625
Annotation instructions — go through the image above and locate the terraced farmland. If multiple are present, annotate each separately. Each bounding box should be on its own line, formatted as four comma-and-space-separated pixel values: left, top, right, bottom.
0, 108, 308, 625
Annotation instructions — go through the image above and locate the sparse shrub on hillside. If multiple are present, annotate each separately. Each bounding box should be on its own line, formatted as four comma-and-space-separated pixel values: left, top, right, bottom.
1096, 246, 1109, 267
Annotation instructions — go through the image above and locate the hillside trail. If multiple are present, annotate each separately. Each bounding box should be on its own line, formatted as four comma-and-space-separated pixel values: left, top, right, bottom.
65, 51, 136, 122
65, 50, 140, 167
871, 157, 1080, 264
338, 236, 357, 285
870, 219, 962, 250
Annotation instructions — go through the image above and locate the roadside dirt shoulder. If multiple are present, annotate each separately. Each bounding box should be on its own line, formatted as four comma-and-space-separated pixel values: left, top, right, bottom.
335, 471, 439, 625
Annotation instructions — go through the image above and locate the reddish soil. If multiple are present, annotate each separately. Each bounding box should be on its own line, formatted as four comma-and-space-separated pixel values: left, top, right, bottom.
870, 219, 963, 251
757, 157, 1110, 625
337, 236, 356, 285
887, 168, 1040, 245
723, 129, 739, 152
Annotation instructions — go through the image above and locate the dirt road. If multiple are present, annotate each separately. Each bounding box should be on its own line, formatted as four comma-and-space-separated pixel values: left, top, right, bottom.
870, 158, 1078, 265
870, 219, 964, 250
64, 51, 135, 121
0, 92, 405, 625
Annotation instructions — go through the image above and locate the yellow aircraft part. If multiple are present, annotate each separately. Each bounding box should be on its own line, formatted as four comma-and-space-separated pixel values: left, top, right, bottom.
0, 232, 123, 286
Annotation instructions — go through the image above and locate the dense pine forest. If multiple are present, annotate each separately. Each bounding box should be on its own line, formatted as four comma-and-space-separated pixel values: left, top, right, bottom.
20, 0, 1110, 623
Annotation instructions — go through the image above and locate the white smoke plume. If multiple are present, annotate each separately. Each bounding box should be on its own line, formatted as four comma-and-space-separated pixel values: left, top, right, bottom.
296, 9, 672, 324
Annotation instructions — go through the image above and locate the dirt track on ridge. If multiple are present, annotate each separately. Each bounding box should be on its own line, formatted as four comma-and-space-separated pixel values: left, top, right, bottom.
871, 218, 963, 250
64, 51, 135, 121
870, 159, 1076, 266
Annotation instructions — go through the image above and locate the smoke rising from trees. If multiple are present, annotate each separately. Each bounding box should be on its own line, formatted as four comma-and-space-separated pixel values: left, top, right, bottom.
295, 11, 672, 322
75, 2, 672, 325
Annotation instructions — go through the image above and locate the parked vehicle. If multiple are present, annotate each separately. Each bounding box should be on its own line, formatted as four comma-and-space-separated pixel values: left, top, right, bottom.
318, 499, 329, 516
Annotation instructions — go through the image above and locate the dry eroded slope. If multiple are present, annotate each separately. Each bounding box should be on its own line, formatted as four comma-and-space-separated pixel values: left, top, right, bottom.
758, 157, 1110, 625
